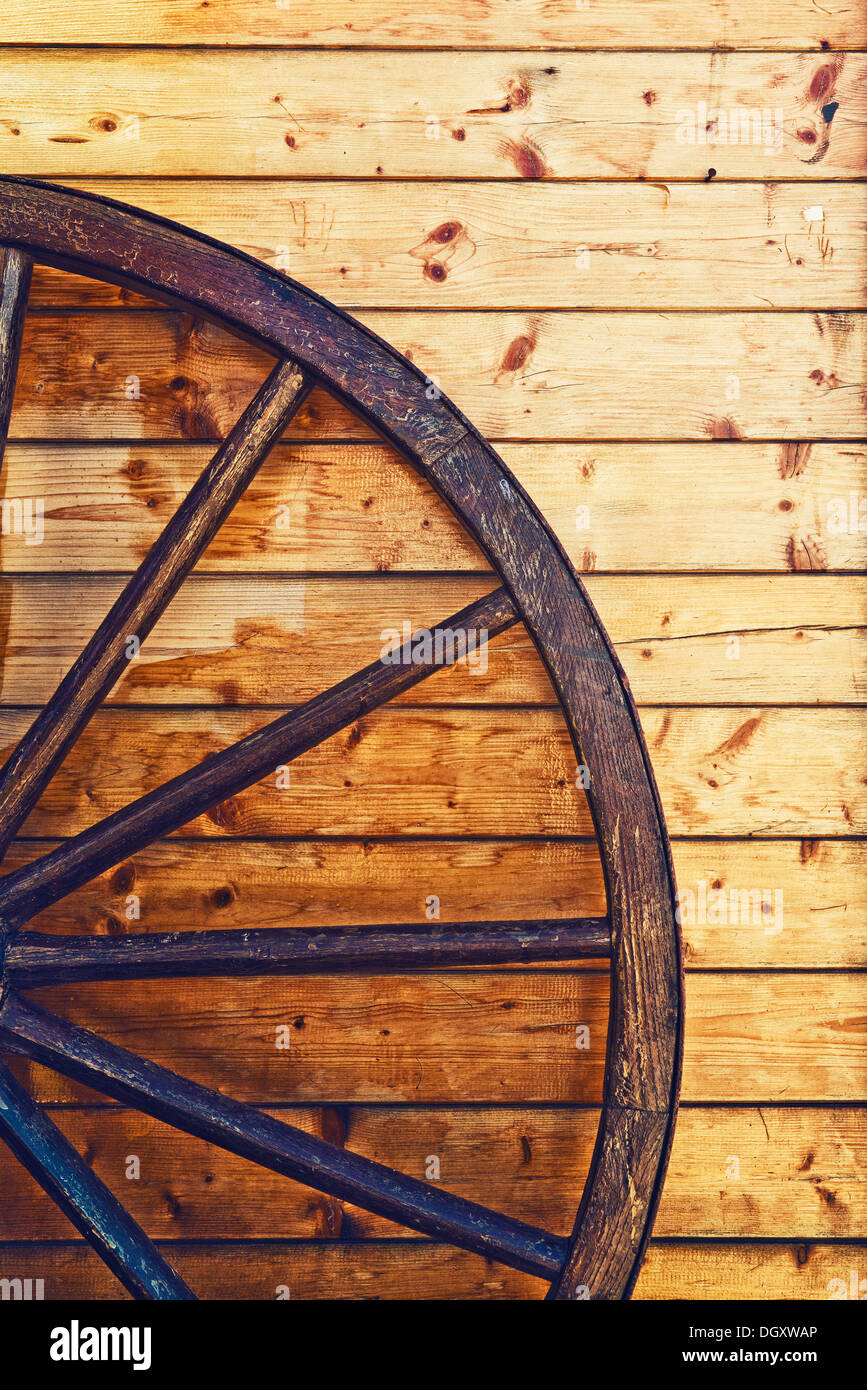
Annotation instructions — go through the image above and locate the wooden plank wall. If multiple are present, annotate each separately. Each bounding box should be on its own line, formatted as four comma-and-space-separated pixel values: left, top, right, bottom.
0, 1, 864, 1300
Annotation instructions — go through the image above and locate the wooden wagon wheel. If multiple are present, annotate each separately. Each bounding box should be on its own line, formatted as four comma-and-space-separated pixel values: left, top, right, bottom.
0, 176, 683, 1301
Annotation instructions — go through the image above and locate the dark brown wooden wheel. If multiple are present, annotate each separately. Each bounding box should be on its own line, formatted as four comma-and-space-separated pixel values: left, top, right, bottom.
0, 176, 683, 1301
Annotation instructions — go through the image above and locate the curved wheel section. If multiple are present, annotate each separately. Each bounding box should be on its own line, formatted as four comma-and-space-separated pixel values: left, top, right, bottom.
0, 176, 683, 1300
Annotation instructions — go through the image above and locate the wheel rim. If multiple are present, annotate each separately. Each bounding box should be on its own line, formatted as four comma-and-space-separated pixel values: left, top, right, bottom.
0, 175, 683, 1300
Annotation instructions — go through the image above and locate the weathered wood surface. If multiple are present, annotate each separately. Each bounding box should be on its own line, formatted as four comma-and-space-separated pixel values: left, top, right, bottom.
5, 918, 612, 988
0, 1238, 858, 1300
0, 590, 520, 926
0, 360, 311, 860
4, 176, 686, 1301
0, 51, 863, 179
5, 837, 863, 970
0, 1059, 193, 1299
0, 705, 861, 838
22, 180, 867, 311
0, 575, 862, 706
0, 247, 32, 451
0, 994, 569, 1279
7, 971, 862, 1104
2, 2, 862, 49
3, 442, 864, 574
0, 0, 863, 1301
9, 311, 865, 441
0, 1106, 861, 1242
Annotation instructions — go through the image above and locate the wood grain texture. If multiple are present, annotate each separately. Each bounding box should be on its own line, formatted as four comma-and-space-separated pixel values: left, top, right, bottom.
0, 1238, 858, 1300
0, 51, 863, 179
22, 180, 867, 311
0, 705, 861, 838
0, 994, 569, 1279
5, 917, 612, 988
1, 1105, 861, 1242
1, 173, 686, 1299
2, 441, 864, 574
0, 1, 862, 1296
9, 310, 865, 442
0, 1059, 193, 1298
1, 1, 862, 49
0, 247, 32, 452
7, 971, 863, 1104
5, 837, 863, 970
0, 590, 520, 926
0, 358, 311, 859
0, 574, 862, 707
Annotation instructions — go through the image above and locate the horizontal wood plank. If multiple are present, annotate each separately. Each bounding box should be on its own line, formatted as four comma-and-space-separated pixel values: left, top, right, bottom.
1, 572, 860, 704
2, 442, 865, 574
22, 180, 867, 311
9, 971, 863, 1104
8, 312, 866, 442
0, 1105, 861, 1241
0, 575, 862, 707
0, 705, 862, 838
1, 2, 862, 49
1, 51, 864, 179
0, 14, 863, 1309
5, 837, 863, 970
0, 1238, 860, 1299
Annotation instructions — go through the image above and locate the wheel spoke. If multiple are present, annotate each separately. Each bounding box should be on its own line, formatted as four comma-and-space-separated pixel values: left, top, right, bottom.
0, 180, 685, 1303
6, 917, 611, 987
0, 992, 567, 1280
0, 1054, 194, 1299
0, 357, 312, 863
0, 247, 32, 450
0, 586, 519, 928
